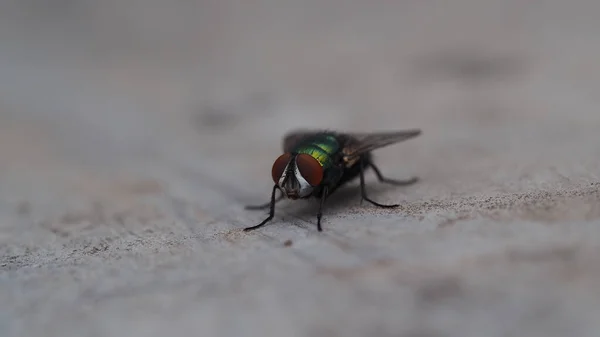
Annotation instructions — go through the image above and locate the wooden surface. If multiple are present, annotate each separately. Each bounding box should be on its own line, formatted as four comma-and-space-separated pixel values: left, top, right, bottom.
2, 1, 600, 336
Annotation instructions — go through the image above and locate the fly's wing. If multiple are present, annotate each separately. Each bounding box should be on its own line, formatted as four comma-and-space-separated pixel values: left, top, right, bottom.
342, 129, 421, 166
282, 129, 329, 153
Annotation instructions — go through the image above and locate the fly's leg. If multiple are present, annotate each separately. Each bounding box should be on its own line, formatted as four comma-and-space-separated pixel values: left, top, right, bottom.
244, 190, 283, 210
316, 186, 329, 232
369, 162, 419, 186
244, 184, 279, 231
360, 159, 400, 208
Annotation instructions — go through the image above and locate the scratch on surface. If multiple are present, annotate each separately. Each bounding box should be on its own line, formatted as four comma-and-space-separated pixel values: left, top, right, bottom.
437, 213, 473, 228
397, 183, 600, 224
315, 258, 396, 280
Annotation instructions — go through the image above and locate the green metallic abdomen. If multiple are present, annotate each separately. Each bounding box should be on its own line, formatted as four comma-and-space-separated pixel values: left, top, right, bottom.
294, 134, 340, 169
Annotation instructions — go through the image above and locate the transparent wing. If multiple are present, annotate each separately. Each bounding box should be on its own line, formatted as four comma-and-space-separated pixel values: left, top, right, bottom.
342, 129, 421, 161
282, 128, 421, 159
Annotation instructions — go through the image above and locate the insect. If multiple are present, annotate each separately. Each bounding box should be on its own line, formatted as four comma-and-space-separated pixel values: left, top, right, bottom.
244, 129, 421, 231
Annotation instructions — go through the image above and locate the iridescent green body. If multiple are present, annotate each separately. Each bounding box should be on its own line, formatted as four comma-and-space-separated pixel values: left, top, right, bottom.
293, 134, 340, 170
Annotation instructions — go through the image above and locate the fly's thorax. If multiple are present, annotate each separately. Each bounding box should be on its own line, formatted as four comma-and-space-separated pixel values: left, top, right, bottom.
294, 135, 340, 170
271, 152, 324, 199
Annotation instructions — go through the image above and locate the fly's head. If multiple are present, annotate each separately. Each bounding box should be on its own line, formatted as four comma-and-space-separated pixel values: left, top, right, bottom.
271, 153, 323, 199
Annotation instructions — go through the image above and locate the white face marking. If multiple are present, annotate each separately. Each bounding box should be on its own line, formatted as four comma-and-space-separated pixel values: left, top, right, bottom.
292, 164, 314, 197
277, 160, 314, 199
277, 162, 290, 187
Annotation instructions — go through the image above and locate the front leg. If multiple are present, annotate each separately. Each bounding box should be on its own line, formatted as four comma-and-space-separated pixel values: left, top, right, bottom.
244, 184, 279, 231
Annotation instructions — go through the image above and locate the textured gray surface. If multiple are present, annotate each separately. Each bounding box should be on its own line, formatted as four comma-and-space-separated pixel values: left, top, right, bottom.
2, 1, 600, 336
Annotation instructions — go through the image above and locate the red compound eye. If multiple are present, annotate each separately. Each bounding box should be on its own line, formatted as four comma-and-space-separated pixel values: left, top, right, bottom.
271, 153, 292, 183
295, 154, 323, 186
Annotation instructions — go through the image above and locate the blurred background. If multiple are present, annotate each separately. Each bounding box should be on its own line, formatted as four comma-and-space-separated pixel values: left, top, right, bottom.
1, 0, 599, 194
3, 1, 600, 336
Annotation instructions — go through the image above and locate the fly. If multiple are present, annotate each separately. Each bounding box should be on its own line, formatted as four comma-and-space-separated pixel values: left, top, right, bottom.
244, 129, 421, 231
